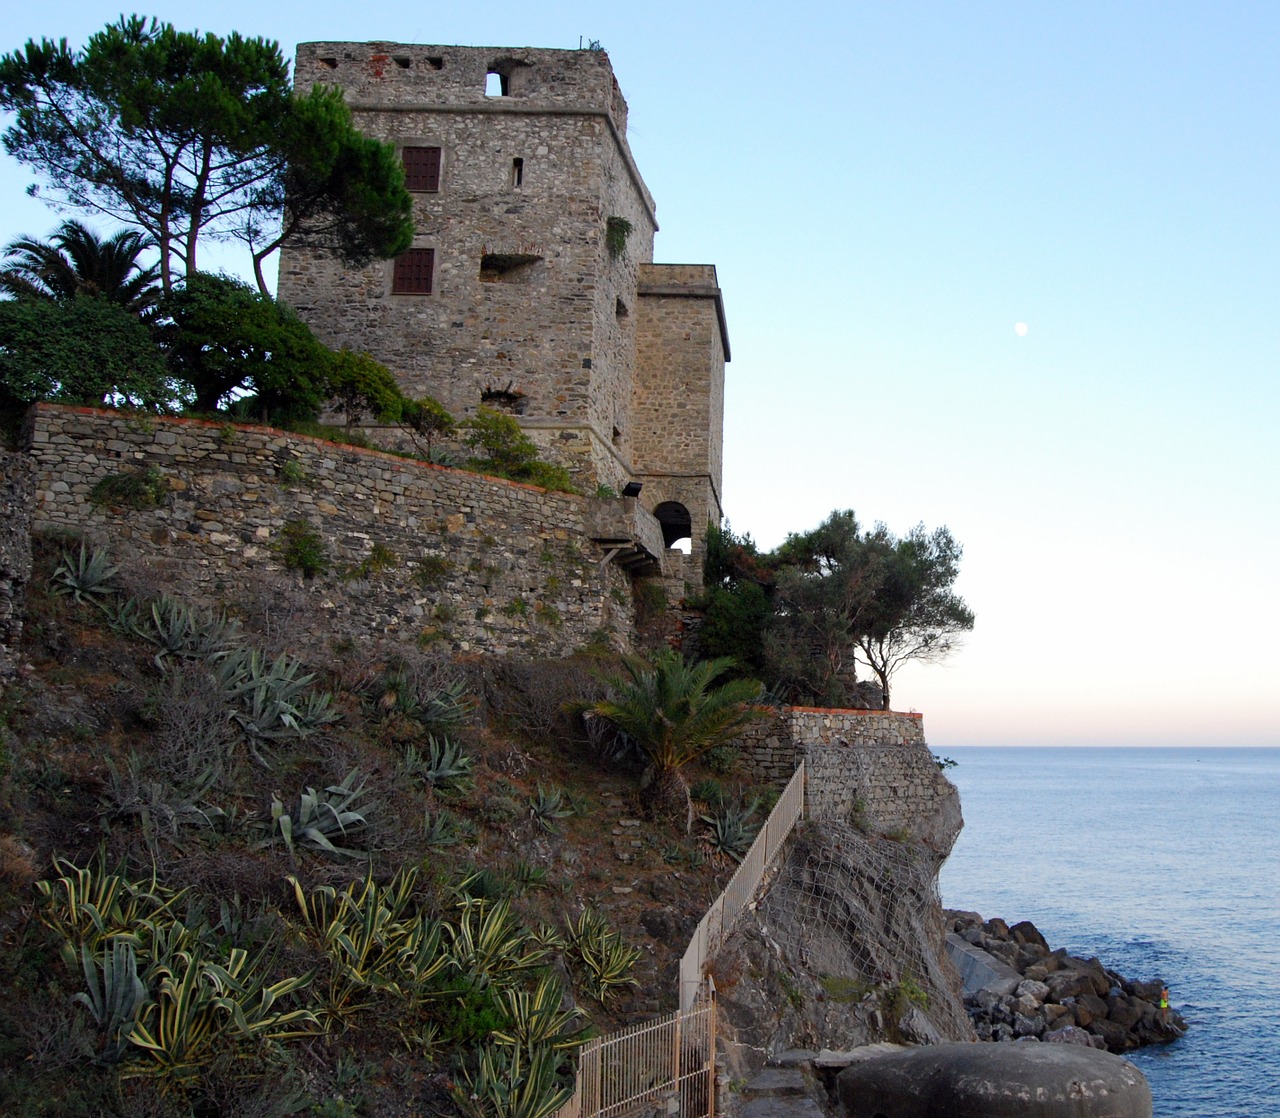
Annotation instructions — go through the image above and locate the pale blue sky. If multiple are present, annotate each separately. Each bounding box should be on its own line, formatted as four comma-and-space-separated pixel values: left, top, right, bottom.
3, 2, 1277, 746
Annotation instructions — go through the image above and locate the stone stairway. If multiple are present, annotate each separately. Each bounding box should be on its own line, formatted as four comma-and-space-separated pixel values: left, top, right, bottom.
737, 1066, 828, 1118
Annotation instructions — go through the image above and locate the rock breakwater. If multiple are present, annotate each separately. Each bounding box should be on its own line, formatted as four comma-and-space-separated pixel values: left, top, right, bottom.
946, 910, 1187, 1054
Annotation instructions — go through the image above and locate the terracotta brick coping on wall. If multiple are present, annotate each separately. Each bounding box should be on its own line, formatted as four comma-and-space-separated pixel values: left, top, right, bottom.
26, 404, 568, 498
781, 706, 924, 719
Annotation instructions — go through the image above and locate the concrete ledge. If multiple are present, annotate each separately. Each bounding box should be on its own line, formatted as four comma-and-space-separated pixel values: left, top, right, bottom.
946, 933, 1024, 997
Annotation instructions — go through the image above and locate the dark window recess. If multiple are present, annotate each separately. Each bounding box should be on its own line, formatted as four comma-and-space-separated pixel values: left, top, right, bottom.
393, 56, 411, 69
425, 56, 444, 70
479, 253, 541, 282
392, 248, 435, 295
317, 57, 337, 69
615, 297, 628, 318
403, 146, 442, 192
512, 158, 524, 187
481, 382, 528, 414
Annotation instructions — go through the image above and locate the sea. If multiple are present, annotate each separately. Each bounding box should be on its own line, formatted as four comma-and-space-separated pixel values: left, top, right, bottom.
938, 746, 1280, 1118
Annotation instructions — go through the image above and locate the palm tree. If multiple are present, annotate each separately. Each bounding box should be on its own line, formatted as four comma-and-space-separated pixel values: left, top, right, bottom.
0, 220, 161, 314
585, 649, 765, 826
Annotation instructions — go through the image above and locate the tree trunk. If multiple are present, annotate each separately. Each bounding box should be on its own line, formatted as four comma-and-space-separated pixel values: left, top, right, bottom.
638, 766, 694, 833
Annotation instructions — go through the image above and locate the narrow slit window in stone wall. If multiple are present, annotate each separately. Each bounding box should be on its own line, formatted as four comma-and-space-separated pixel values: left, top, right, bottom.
392, 248, 435, 295
403, 146, 442, 192
512, 158, 524, 188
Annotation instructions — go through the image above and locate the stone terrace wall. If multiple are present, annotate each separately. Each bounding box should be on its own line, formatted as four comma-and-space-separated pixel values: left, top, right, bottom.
735, 706, 960, 852
0, 451, 34, 677
23, 406, 635, 656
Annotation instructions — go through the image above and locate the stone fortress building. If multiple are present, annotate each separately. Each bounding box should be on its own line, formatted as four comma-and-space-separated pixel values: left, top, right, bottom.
278, 43, 730, 569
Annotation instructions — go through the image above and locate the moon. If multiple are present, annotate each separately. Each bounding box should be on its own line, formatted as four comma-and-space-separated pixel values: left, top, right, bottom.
1014, 322, 1029, 337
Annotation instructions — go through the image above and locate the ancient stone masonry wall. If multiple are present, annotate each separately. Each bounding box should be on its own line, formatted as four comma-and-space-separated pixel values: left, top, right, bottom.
278, 43, 660, 493
0, 451, 34, 677
735, 707, 960, 853
23, 406, 636, 657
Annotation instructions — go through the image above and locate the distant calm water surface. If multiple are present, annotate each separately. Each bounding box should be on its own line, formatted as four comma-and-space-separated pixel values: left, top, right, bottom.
939, 747, 1280, 1118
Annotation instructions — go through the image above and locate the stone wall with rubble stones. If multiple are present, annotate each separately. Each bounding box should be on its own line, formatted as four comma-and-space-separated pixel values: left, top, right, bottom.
277, 43, 657, 494
734, 707, 957, 848
22, 405, 638, 657
0, 451, 34, 677
631, 264, 727, 572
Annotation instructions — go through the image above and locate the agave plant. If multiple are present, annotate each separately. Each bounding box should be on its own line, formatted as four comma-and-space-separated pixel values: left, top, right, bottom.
700, 795, 762, 863
565, 908, 640, 1005
402, 733, 475, 796
450, 1042, 571, 1118
526, 784, 574, 832
50, 543, 119, 606
447, 898, 547, 991
423, 808, 464, 847
126, 945, 316, 1085
288, 871, 449, 1030
215, 648, 339, 756
73, 937, 149, 1062
267, 769, 372, 860
36, 853, 185, 955
137, 595, 241, 668
375, 669, 473, 730
492, 974, 588, 1053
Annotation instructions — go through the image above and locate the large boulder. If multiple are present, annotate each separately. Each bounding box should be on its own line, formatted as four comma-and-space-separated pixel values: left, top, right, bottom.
836, 1042, 1152, 1118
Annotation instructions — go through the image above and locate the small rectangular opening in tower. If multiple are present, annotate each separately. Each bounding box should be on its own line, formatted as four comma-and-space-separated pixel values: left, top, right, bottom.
425, 56, 444, 70
485, 71, 508, 97
393, 56, 411, 69
512, 158, 524, 188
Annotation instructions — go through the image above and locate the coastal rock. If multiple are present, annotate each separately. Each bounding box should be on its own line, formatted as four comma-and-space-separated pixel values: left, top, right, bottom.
946, 910, 1187, 1054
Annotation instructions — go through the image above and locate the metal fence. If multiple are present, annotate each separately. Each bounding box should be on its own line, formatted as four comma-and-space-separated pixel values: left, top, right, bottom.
679, 761, 807, 1009
555, 760, 807, 1118
557, 987, 718, 1118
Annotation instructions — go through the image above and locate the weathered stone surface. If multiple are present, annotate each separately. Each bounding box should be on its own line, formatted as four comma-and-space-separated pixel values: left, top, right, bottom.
24, 406, 641, 657
836, 1042, 1152, 1118
0, 450, 34, 677
744, 1067, 807, 1096
736, 708, 961, 851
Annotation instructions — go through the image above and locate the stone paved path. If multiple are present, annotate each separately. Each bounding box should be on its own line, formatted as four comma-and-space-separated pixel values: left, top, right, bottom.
737, 1066, 829, 1118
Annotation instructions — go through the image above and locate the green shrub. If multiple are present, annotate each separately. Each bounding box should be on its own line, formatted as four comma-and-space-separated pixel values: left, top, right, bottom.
414, 554, 453, 588
278, 458, 308, 487
344, 541, 399, 581
605, 215, 633, 259
276, 518, 328, 578
462, 408, 577, 493
89, 466, 167, 510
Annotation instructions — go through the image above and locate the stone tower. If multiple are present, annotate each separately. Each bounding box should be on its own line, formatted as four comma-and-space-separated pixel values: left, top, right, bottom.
278, 42, 726, 570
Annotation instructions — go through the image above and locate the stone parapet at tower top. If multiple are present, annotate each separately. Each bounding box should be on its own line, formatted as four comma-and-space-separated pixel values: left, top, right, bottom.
279, 42, 725, 568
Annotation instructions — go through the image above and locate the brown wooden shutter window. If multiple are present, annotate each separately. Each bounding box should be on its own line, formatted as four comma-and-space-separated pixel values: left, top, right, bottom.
392, 248, 435, 295
402, 146, 441, 192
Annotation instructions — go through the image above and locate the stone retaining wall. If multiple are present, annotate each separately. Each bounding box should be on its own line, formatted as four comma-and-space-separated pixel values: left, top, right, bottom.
0, 450, 34, 677
735, 706, 959, 851
23, 405, 636, 656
